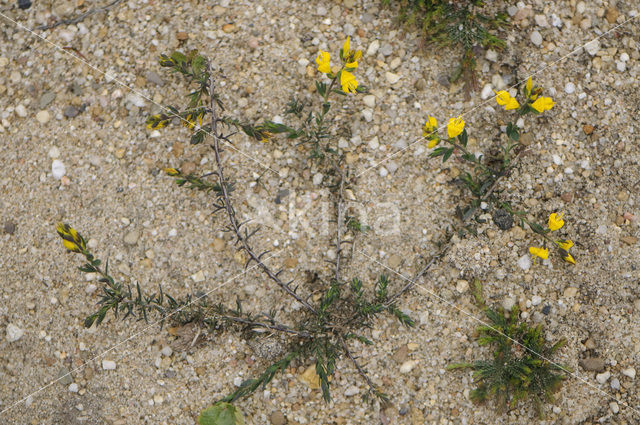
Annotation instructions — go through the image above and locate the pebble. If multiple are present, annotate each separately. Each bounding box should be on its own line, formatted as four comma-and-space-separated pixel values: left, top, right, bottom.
58, 367, 73, 385
36, 110, 50, 124
564, 82, 575, 94
622, 367, 636, 379
517, 254, 531, 271
534, 14, 548, 27
610, 378, 620, 391
485, 49, 498, 62
299, 365, 320, 389
3, 221, 16, 235
191, 270, 205, 282
456, 279, 469, 293
379, 43, 393, 56
68, 383, 79, 393
388, 254, 401, 269
580, 357, 605, 372
563, 287, 578, 297
596, 371, 611, 384
161, 346, 173, 357
64, 105, 80, 118
367, 40, 379, 56
378, 167, 388, 177
126, 93, 146, 107
620, 52, 629, 62
6, 323, 24, 342
385, 72, 401, 84
399, 360, 417, 374
530, 31, 542, 46
15, 104, 27, 117
368, 137, 379, 149
531, 295, 542, 306
212, 238, 226, 251
362, 109, 373, 122
610, 402, 619, 414
344, 386, 359, 396
363, 95, 376, 108
616, 61, 626, 72
270, 411, 287, 425
312, 173, 323, 185
480, 83, 493, 100
102, 360, 117, 370
502, 297, 516, 311
40, 91, 56, 108
48, 146, 60, 159
145, 71, 165, 86
123, 230, 140, 245
584, 39, 600, 56
51, 160, 66, 179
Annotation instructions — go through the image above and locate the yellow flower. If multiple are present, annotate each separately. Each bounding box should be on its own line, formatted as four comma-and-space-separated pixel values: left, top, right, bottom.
447, 116, 465, 139
529, 246, 549, 260
422, 116, 437, 136
562, 252, 576, 265
531, 96, 555, 113
340, 70, 358, 93
556, 239, 573, 251
427, 138, 440, 149
164, 168, 180, 176
494, 90, 511, 106
342, 36, 362, 68
316, 51, 331, 74
260, 131, 272, 143
548, 212, 564, 231
504, 97, 520, 110
56, 223, 86, 253
343, 36, 351, 59
525, 76, 532, 95
146, 114, 168, 130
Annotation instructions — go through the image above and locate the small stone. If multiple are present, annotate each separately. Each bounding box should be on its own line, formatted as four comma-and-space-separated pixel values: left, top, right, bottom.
485, 49, 498, 62
385, 72, 401, 84
596, 371, 611, 384
212, 238, 225, 251
563, 287, 578, 298
561, 192, 573, 202
367, 40, 380, 56
502, 297, 516, 311
6, 324, 24, 342
15, 104, 27, 117
436, 73, 450, 88
531, 295, 542, 306
616, 61, 626, 72
584, 40, 600, 56
378, 167, 388, 177
68, 383, 79, 393
312, 173, 323, 185
123, 230, 140, 245
480, 84, 493, 100
222, 23, 236, 33
583, 124, 594, 135
564, 82, 575, 94
191, 270, 205, 282
620, 52, 630, 62
393, 345, 408, 363
379, 43, 393, 56
101, 360, 116, 370
51, 160, 66, 179
48, 146, 60, 159
36, 110, 50, 124
299, 365, 320, 389
40, 91, 56, 108
388, 254, 401, 269
58, 368, 73, 385
605, 7, 619, 24
3, 221, 16, 235
270, 411, 287, 425
530, 30, 542, 46
622, 367, 636, 379
621, 236, 638, 245
579, 357, 605, 372
610, 402, 619, 414
456, 279, 469, 293
344, 386, 359, 396
492, 209, 513, 230
284, 258, 298, 268
517, 254, 531, 271
363, 95, 376, 108
161, 346, 173, 357
399, 360, 417, 374
584, 338, 596, 350
534, 14, 548, 27
145, 71, 165, 86
368, 137, 379, 149
542, 305, 551, 315
610, 378, 620, 391
63, 105, 80, 118
176, 31, 188, 41
362, 109, 373, 122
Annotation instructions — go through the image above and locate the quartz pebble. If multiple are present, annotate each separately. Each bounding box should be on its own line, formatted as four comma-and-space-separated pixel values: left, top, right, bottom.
517, 254, 531, 271
36, 110, 50, 124
530, 31, 542, 46
15, 104, 27, 117
312, 173, 323, 185
564, 82, 575, 94
385, 72, 401, 84
6, 324, 24, 342
596, 371, 611, 384
102, 360, 117, 370
622, 367, 636, 379
52, 160, 66, 179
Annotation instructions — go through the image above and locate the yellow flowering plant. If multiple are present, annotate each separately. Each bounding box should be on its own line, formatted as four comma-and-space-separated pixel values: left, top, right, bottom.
526, 212, 577, 265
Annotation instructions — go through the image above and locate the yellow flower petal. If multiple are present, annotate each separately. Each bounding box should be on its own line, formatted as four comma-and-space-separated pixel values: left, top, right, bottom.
427, 138, 440, 149
345, 60, 358, 69
563, 253, 576, 265
531, 96, 555, 113
343, 36, 350, 59
556, 239, 573, 251
504, 97, 520, 111
525, 76, 532, 95
529, 246, 549, 260
340, 70, 358, 93
548, 212, 564, 231
447, 116, 465, 139
62, 239, 81, 252
494, 90, 511, 106
422, 116, 437, 136
316, 51, 331, 74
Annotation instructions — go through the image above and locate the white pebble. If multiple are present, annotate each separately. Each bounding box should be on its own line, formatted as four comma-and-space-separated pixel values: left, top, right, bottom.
534, 14, 548, 27
616, 61, 626, 72
480, 83, 493, 100
344, 386, 360, 396
361, 109, 373, 122
530, 30, 542, 46
378, 167, 388, 177
564, 82, 575, 94
126, 93, 146, 107
385, 72, 401, 84
620, 52, 629, 62
161, 346, 173, 357
517, 254, 531, 271
531, 295, 542, 306
6, 323, 24, 342
363, 95, 376, 108
68, 383, 78, 393
622, 367, 636, 379
502, 297, 516, 311
102, 360, 117, 370
233, 376, 243, 387
51, 160, 66, 179
399, 360, 417, 374
552, 154, 563, 165
368, 137, 379, 149
596, 371, 611, 384
584, 39, 600, 56
313, 173, 323, 185
48, 146, 60, 159
36, 110, 50, 124
367, 40, 379, 56
485, 49, 498, 62
15, 104, 27, 117
191, 270, 205, 283
610, 402, 619, 414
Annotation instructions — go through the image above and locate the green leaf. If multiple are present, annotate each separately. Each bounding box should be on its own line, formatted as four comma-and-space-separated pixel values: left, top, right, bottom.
170, 51, 187, 65
458, 128, 468, 147
442, 147, 454, 163
506, 122, 520, 141
198, 402, 245, 425
315, 81, 326, 97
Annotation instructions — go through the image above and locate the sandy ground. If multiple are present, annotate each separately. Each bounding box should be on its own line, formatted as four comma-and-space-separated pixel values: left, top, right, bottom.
1, 0, 639, 424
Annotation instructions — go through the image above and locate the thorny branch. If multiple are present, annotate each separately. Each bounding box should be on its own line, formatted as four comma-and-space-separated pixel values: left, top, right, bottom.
36, 0, 123, 31
339, 335, 385, 402
206, 62, 318, 315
